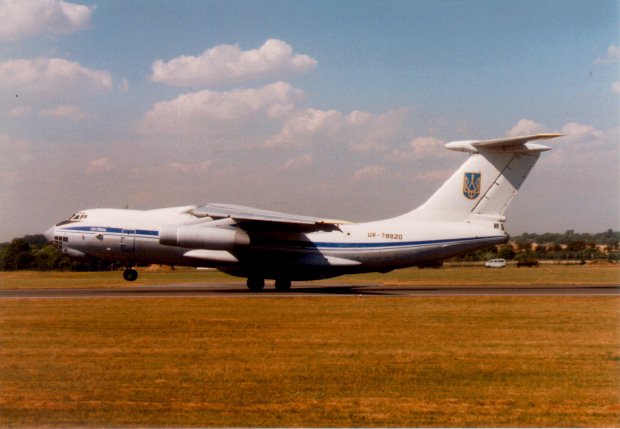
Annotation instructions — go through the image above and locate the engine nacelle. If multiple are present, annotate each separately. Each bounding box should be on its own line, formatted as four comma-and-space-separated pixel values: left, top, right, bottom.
159, 224, 250, 250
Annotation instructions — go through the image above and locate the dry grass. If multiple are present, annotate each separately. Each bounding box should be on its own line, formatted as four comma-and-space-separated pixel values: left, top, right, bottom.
1, 263, 618, 289
1, 297, 618, 427
0, 269, 234, 289
338, 262, 620, 286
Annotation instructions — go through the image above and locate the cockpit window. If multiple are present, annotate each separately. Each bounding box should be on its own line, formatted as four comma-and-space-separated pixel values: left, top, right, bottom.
56, 212, 87, 226
69, 212, 87, 221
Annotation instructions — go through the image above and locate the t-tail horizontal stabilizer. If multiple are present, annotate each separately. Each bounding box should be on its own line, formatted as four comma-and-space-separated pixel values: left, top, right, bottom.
444, 133, 562, 153
407, 133, 562, 224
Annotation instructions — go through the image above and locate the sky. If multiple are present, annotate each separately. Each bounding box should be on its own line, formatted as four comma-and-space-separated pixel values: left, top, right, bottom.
0, 0, 618, 241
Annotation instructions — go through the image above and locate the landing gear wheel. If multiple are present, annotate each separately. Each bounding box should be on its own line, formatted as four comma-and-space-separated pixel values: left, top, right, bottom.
246, 277, 265, 292
123, 268, 138, 282
274, 279, 291, 291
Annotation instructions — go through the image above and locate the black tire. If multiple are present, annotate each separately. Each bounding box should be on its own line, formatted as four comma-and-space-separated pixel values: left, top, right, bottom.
246, 277, 265, 292
274, 279, 291, 291
123, 268, 138, 281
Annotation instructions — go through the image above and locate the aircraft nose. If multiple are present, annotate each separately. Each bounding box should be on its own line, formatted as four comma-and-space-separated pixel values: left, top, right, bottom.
44, 226, 55, 242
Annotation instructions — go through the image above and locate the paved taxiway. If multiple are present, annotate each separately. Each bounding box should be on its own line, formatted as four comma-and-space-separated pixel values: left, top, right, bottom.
1, 284, 618, 298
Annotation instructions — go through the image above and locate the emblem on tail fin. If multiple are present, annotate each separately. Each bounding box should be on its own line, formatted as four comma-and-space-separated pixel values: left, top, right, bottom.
463, 172, 481, 200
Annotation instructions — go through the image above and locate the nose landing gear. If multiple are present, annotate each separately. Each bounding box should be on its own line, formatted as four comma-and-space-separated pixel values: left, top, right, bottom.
123, 267, 138, 281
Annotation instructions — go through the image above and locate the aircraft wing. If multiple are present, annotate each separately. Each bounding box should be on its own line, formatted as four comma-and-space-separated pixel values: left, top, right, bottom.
190, 203, 351, 231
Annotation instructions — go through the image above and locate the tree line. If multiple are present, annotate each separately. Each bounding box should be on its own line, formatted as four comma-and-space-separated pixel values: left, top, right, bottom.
512, 229, 619, 248
446, 229, 619, 263
1, 229, 618, 271
0, 235, 118, 271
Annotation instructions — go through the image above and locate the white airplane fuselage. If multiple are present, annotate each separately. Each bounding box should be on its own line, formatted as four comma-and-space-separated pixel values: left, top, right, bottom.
45, 133, 561, 290
47, 206, 507, 281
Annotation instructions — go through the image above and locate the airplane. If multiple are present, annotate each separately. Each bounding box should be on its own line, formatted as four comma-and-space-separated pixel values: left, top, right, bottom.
44, 133, 561, 292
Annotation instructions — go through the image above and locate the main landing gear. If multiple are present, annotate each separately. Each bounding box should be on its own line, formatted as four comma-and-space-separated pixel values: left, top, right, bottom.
245, 278, 292, 292
123, 267, 138, 281
274, 279, 291, 291
246, 277, 264, 292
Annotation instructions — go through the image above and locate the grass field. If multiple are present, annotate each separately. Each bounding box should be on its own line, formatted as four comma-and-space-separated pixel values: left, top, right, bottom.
0, 262, 618, 289
1, 296, 619, 427
0, 268, 618, 427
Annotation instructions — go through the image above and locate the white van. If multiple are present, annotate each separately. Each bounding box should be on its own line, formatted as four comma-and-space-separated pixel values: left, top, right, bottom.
485, 258, 507, 268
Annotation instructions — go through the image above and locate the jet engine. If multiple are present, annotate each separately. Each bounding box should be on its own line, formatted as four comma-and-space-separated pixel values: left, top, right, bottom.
159, 224, 250, 250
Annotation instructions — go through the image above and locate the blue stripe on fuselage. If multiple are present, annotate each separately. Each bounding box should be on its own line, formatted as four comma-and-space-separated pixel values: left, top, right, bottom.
58, 225, 502, 250
253, 235, 502, 251
313, 235, 499, 249
59, 226, 159, 237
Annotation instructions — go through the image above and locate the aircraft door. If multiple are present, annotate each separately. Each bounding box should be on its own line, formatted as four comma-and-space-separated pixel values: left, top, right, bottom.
120, 230, 136, 253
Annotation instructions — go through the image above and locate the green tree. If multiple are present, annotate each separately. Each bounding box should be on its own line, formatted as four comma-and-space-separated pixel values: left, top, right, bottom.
497, 245, 516, 260
0, 239, 31, 270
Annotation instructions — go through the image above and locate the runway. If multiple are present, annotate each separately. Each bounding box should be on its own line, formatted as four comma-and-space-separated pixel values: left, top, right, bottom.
1, 283, 618, 298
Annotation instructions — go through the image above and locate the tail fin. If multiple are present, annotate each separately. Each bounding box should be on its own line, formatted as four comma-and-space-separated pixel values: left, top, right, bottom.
406, 134, 561, 224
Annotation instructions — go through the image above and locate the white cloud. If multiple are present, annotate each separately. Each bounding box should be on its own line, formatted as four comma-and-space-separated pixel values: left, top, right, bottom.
265, 109, 341, 146
505, 119, 545, 137
120, 79, 129, 93
9, 106, 32, 117
352, 164, 386, 182
264, 107, 407, 150
503, 119, 608, 150
40, 104, 91, 121
410, 136, 445, 155
349, 109, 409, 152
502, 118, 609, 148
282, 154, 315, 171
541, 122, 614, 168
0, 57, 112, 100
594, 44, 620, 65
0, 0, 94, 41
139, 81, 303, 135
0, 133, 31, 184
167, 160, 213, 173
612, 81, 620, 94
388, 136, 446, 162
414, 168, 453, 182
560, 122, 605, 143
167, 162, 193, 173
151, 39, 317, 87
386, 137, 449, 162
84, 157, 112, 175
0, 133, 30, 161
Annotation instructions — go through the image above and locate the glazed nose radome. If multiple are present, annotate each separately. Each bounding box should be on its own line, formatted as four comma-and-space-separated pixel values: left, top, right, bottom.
44, 226, 55, 242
